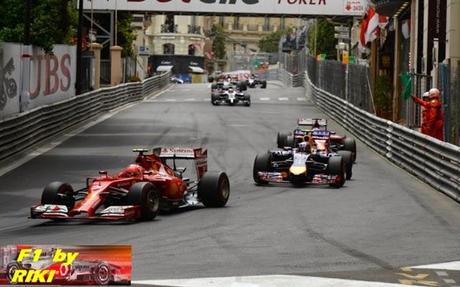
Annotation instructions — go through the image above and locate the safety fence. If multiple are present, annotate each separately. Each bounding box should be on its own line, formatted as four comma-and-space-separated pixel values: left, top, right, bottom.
279, 68, 304, 88
305, 70, 460, 203
0, 72, 170, 162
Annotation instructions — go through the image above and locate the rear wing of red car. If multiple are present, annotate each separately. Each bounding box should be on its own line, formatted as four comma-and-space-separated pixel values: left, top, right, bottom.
297, 118, 328, 129
159, 147, 208, 179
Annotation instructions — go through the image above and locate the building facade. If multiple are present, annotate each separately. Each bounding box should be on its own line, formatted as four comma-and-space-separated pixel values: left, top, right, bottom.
146, 15, 206, 83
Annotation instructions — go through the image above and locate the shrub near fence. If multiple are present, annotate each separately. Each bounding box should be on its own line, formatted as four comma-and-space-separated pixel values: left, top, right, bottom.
0, 72, 170, 163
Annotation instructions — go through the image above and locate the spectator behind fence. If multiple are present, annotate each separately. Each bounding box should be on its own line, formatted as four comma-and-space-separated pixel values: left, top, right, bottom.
412, 88, 444, 141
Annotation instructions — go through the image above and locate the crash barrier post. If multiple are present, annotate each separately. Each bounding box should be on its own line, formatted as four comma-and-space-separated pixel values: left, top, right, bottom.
0, 72, 171, 163
305, 71, 460, 203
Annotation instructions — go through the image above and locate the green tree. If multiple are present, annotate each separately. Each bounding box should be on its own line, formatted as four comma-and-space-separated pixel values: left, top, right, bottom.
0, 0, 77, 53
211, 24, 226, 69
117, 13, 137, 57
307, 19, 336, 58
258, 30, 284, 53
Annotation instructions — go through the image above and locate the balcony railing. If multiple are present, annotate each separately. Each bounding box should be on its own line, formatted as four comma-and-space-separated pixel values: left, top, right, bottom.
188, 25, 202, 35
161, 24, 178, 33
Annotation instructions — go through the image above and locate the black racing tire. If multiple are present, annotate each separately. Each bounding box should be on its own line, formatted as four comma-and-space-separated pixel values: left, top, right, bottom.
277, 132, 291, 148
41, 181, 75, 210
198, 172, 230, 208
343, 137, 357, 163
126, 182, 160, 221
285, 135, 295, 148
337, 150, 353, 180
92, 262, 111, 285
328, 156, 345, 188
238, 82, 248, 91
7, 262, 21, 283
245, 99, 251, 107
211, 83, 217, 90
261, 81, 267, 89
253, 152, 272, 185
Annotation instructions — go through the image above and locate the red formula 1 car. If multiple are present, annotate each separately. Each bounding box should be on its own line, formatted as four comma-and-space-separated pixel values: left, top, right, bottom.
276, 118, 357, 162
30, 147, 230, 221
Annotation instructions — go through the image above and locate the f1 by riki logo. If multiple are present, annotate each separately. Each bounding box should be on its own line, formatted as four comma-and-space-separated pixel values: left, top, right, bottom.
128, 0, 259, 4
10, 248, 79, 283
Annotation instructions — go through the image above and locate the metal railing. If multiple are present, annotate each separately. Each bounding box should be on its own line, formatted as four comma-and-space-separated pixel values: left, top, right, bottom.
304, 70, 460, 203
0, 72, 171, 163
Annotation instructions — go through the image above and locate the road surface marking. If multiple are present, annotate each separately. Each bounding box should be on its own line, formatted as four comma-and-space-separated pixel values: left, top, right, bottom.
297, 97, 307, 101
412, 261, 460, 271
134, 275, 412, 287
259, 97, 270, 101
278, 97, 289, 101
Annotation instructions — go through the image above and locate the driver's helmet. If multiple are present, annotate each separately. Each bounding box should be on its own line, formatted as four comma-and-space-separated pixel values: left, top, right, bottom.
118, 164, 144, 178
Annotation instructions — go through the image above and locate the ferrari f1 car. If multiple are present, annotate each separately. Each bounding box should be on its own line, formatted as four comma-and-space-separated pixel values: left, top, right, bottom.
254, 128, 353, 187
247, 75, 267, 89
276, 118, 357, 162
211, 85, 251, 106
30, 147, 230, 221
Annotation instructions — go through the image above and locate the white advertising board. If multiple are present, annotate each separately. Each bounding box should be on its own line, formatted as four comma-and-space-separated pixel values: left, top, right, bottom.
27, 45, 76, 110
0, 42, 21, 119
83, 0, 367, 16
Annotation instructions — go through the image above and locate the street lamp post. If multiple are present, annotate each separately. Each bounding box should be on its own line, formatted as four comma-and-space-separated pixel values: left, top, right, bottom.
76, 0, 84, 95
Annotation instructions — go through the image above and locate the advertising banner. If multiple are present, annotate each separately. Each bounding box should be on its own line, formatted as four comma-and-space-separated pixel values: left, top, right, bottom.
0, 43, 21, 119
0, 245, 131, 285
27, 45, 76, 110
84, 0, 368, 16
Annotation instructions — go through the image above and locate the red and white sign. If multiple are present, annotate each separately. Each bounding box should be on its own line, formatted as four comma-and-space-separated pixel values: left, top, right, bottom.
83, 0, 368, 16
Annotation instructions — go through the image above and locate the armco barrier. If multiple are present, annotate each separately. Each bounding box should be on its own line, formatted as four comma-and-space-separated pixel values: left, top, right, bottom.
0, 72, 170, 162
305, 71, 460, 202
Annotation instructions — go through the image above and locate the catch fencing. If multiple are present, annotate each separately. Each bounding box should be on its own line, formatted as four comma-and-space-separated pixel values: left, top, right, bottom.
0, 72, 170, 163
305, 68, 460, 203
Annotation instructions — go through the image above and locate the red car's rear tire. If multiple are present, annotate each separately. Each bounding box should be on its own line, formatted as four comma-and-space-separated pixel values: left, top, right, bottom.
198, 172, 230, 208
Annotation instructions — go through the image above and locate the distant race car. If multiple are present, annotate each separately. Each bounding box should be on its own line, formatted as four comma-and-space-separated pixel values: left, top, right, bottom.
211, 85, 251, 106
276, 118, 357, 162
254, 128, 353, 187
30, 147, 230, 221
247, 75, 267, 89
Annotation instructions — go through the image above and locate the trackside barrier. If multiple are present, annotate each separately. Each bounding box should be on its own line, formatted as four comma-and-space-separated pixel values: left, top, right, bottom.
279, 69, 304, 87
305, 71, 460, 203
0, 72, 171, 162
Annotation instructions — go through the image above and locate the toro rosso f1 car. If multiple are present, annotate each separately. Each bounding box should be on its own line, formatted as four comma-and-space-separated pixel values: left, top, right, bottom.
30, 147, 230, 221
277, 118, 357, 162
254, 129, 353, 187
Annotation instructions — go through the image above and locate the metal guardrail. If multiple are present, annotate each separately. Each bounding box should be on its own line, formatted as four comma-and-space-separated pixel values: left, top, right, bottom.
0, 72, 171, 163
305, 71, 460, 203
279, 69, 304, 88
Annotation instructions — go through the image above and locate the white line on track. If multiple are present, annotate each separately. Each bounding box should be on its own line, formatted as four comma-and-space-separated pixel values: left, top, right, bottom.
133, 275, 412, 287
411, 261, 460, 271
297, 97, 307, 101
259, 97, 271, 101
278, 97, 289, 101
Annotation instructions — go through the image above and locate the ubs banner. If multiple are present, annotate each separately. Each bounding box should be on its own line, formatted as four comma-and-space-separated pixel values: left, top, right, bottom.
0, 43, 76, 119
84, 0, 367, 16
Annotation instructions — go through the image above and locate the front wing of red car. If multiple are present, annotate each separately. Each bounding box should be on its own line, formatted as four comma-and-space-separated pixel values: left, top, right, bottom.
30, 204, 141, 221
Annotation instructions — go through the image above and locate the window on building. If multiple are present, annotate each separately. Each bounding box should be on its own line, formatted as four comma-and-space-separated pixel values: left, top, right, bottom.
264, 17, 270, 32
280, 17, 285, 31
234, 16, 240, 30
164, 15, 175, 33
188, 44, 196, 56
163, 43, 175, 55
